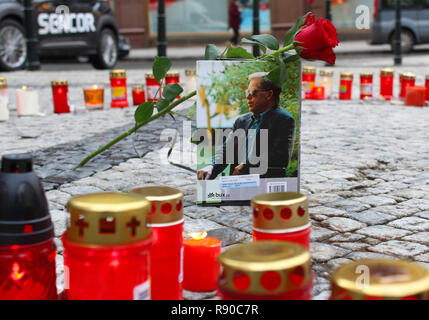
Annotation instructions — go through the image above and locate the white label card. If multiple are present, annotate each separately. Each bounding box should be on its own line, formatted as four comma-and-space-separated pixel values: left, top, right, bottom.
219, 174, 260, 189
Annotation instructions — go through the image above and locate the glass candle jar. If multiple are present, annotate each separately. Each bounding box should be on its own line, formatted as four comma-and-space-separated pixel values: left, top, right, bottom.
145, 73, 162, 102
380, 68, 394, 100
360, 72, 373, 100
218, 241, 313, 300
302, 66, 316, 99
339, 72, 354, 100
63, 193, 152, 300
330, 259, 429, 300
0, 77, 9, 121
252, 192, 311, 249
131, 186, 184, 300
185, 68, 196, 94
318, 70, 333, 99
16, 86, 40, 116
425, 74, 429, 101
132, 85, 146, 106
83, 84, 105, 110
166, 71, 181, 99
399, 72, 416, 99
312, 86, 325, 100
51, 80, 70, 114
110, 69, 129, 108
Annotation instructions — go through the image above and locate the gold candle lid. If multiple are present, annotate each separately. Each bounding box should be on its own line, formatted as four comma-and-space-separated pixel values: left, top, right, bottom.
340, 72, 354, 80
166, 71, 180, 77
380, 68, 394, 76
218, 241, 311, 295
132, 85, 145, 91
66, 192, 151, 246
110, 69, 126, 78
131, 186, 184, 226
400, 72, 416, 80
360, 72, 373, 78
0, 77, 7, 88
331, 259, 429, 300
51, 79, 68, 86
303, 66, 316, 74
319, 69, 333, 77
251, 192, 309, 232
185, 68, 196, 76
145, 72, 155, 79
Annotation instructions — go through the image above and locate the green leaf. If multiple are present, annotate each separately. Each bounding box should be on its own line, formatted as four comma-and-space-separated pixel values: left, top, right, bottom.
187, 102, 197, 117
205, 44, 221, 60
225, 46, 255, 59
250, 34, 279, 50
283, 12, 310, 47
282, 53, 301, 64
134, 102, 154, 124
267, 67, 281, 87
162, 83, 184, 101
153, 56, 172, 83
241, 38, 267, 54
155, 98, 170, 112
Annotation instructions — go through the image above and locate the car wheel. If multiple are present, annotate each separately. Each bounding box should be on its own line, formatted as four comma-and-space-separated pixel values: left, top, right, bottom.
390, 29, 414, 54
90, 28, 118, 70
0, 19, 27, 71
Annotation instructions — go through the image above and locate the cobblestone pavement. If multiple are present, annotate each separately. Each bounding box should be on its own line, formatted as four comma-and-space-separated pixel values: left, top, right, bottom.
1, 62, 429, 300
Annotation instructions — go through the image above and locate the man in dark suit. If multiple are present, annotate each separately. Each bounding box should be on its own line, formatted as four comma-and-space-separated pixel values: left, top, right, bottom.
197, 72, 296, 180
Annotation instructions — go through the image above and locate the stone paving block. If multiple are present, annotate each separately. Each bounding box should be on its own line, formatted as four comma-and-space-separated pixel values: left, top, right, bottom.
50, 209, 67, 238
328, 233, 366, 242
391, 189, 428, 200
233, 222, 253, 234
322, 217, 366, 232
397, 199, 429, 211
387, 217, 429, 232
183, 206, 220, 219
210, 211, 252, 227
416, 211, 429, 220
324, 199, 371, 213
375, 205, 419, 218
369, 240, 429, 258
310, 206, 347, 217
345, 210, 396, 226
307, 193, 342, 207
60, 185, 104, 196
207, 228, 250, 247
310, 243, 350, 263
326, 258, 353, 272
46, 190, 72, 206
310, 225, 337, 242
319, 170, 357, 180
346, 251, 397, 261
352, 195, 397, 207
332, 242, 369, 251
311, 214, 329, 222
183, 218, 224, 233
402, 232, 429, 246
357, 225, 412, 241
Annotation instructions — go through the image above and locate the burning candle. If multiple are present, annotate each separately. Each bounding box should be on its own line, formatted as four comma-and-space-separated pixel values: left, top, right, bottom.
380, 68, 394, 100
185, 68, 196, 94
318, 69, 333, 99
132, 85, 146, 106
312, 86, 325, 100
330, 259, 429, 300
0, 77, 9, 121
339, 72, 353, 100
62, 192, 152, 300
302, 66, 316, 99
183, 231, 221, 292
131, 186, 184, 300
0, 154, 57, 300
145, 73, 162, 102
252, 192, 311, 249
110, 70, 129, 108
360, 72, 373, 100
218, 241, 313, 300
83, 84, 105, 110
399, 72, 416, 99
51, 80, 70, 114
16, 86, 39, 116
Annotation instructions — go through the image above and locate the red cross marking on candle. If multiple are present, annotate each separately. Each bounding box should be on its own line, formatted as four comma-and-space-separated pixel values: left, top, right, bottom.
75, 217, 89, 238
126, 217, 141, 237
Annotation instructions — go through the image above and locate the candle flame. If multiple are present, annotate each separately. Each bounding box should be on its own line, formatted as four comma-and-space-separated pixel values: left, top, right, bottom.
10, 262, 25, 281
188, 231, 207, 240
92, 84, 98, 89
22, 85, 27, 90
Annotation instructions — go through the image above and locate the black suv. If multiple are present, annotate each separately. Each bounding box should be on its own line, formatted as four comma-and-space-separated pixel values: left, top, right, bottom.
0, 0, 130, 71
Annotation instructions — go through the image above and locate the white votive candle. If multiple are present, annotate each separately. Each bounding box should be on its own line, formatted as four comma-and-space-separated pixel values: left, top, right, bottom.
16, 86, 40, 116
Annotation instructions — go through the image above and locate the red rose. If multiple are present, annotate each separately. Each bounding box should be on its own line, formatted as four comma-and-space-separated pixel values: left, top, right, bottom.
294, 15, 339, 65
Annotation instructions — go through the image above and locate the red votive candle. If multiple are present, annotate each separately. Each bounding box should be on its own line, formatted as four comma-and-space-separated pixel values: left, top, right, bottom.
131, 186, 184, 300
399, 72, 416, 99
218, 241, 313, 300
302, 66, 316, 99
425, 75, 429, 101
183, 232, 221, 292
339, 72, 353, 100
360, 72, 373, 99
312, 86, 325, 100
252, 192, 311, 249
132, 85, 146, 106
380, 68, 394, 100
110, 70, 129, 108
330, 259, 429, 300
145, 73, 162, 102
63, 193, 152, 300
51, 80, 70, 113
405, 86, 426, 107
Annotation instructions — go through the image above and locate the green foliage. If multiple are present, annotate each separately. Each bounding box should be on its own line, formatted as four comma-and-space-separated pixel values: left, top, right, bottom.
250, 34, 279, 50
134, 101, 154, 124
225, 46, 255, 59
283, 12, 310, 47
163, 83, 183, 101
153, 56, 172, 83
205, 44, 221, 60
155, 99, 170, 112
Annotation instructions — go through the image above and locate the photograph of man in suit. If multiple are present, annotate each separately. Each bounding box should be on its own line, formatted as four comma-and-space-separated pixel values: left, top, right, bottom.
197, 71, 296, 180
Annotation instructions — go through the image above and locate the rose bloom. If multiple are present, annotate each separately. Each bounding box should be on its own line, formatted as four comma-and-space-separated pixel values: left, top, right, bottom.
294, 13, 339, 65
